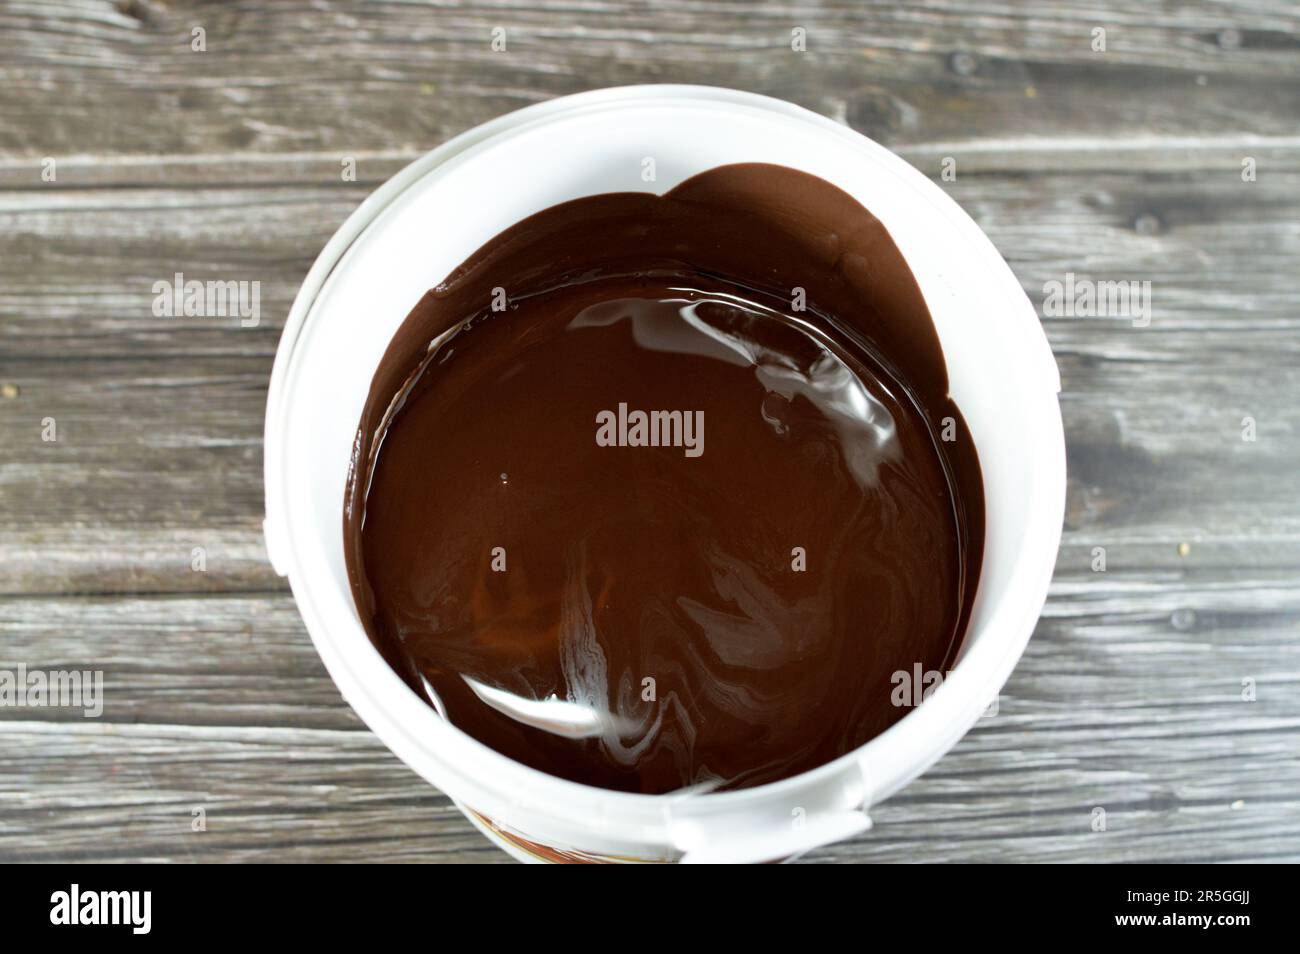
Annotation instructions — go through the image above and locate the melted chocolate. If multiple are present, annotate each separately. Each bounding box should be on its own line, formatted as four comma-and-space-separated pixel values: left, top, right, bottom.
344, 163, 983, 794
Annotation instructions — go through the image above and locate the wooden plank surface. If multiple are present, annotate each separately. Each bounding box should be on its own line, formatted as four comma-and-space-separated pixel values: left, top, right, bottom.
1, 0, 1298, 863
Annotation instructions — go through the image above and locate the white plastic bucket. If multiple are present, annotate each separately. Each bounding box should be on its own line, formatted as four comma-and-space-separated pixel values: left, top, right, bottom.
264, 85, 1065, 863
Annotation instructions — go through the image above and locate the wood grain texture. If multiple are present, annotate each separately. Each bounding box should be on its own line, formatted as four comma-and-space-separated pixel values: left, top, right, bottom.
0, 0, 1297, 863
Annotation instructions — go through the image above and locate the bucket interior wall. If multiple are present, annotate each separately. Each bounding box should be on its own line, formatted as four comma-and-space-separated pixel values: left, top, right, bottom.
279, 98, 1057, 785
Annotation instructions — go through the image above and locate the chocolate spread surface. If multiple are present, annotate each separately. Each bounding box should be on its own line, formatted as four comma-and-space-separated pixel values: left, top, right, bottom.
343, 163, 983, 794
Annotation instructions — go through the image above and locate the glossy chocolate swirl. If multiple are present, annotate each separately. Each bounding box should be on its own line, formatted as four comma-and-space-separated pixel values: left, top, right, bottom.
344, 163, 983, 794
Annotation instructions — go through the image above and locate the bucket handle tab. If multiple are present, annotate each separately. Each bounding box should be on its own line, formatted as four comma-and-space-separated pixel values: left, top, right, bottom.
677, 809, 872, 864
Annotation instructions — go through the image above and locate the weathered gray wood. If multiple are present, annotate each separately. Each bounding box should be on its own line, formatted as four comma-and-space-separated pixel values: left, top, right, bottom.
2, 170, 1299, 360
4, 173, 1297, 593
0, 579, 1295, 863
1, 0, 1298, 862
1, 0, 1298, 166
